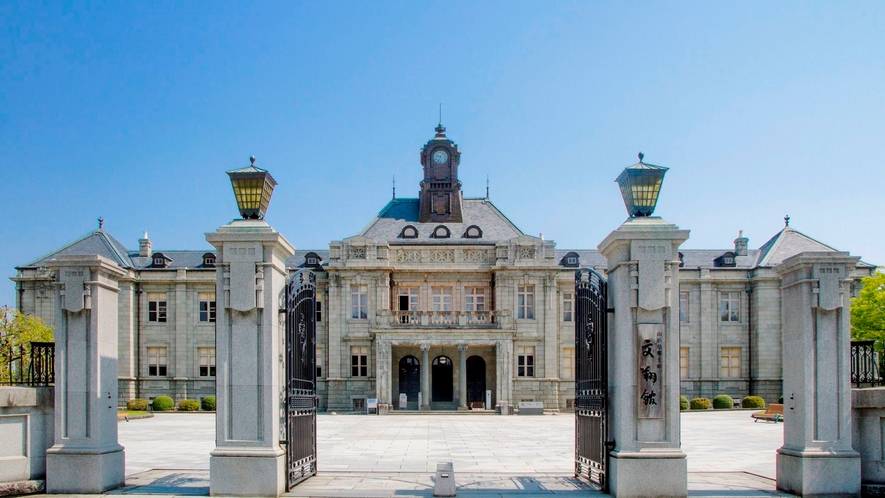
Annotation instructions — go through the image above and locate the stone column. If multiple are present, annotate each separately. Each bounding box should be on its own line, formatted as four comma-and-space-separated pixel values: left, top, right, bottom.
420, 344, 431, 410
45, 255, 126, 494
495, 340, 513, 415
376, 339, 391, 415
775, 252, 861, 497
458, 344, 468, 410
206, 220, 295, 497
598, 217, 689, 498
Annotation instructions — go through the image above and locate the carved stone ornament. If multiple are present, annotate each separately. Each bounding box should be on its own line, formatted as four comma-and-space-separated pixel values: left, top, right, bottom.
59, 268, 88, 313
462, 250, 488, 263
430, 250, 454, 263
815, 265, 843, 311
632, 241, 671, 311
397, 250, 420, 263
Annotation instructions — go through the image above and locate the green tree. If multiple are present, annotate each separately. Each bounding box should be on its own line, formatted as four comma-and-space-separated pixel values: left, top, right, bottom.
852, 271, 885, 345
0, 306, 54, 383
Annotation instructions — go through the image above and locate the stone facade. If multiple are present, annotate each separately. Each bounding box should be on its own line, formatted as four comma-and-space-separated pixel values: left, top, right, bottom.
10, 126, 876, 411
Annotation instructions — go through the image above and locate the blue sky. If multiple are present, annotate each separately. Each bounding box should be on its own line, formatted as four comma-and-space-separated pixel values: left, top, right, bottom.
1, 2, 883, 308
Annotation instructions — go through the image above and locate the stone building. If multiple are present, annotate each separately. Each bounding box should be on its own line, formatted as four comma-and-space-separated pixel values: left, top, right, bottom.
11, 125, 876, 411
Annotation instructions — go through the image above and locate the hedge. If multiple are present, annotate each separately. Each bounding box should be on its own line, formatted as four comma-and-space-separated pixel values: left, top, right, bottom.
151, 396, 174, 411
178, 399, 200, 411
741, 396, 765, 409
689, 397, 711, 410
712, 394, 734, 409
201, 396, 216, 411
679, 395, 689, 411
127, 398, 149, 411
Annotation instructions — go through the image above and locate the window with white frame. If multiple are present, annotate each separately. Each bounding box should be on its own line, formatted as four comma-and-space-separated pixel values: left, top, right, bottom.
432, 287, 453, 311
517, 346, 535, 377
517, 285, 535, 319
679, 292, 689, 323
720, 347, 741, 378
351, 285, 367, 319
719, 292, 741, 322
148, 346, 167, 376
465, 287, 486, 311
351, 346, 368, 377
198, 347, 216, 377
147, 292, 167, 323
199, 292, 216, 323
562, 347, 575, 379
398, 287, 419, 311
562, 292, 573, 322
680, 347, 689, 379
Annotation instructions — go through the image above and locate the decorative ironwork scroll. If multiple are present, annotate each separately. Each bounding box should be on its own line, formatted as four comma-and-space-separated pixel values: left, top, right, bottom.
285, 269, 317, 489
851, 340, 881, 388
575, 268, 609, 491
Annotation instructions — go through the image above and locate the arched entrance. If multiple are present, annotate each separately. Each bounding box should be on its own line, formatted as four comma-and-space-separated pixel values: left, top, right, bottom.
431, 355, 453, 404
398, 355, 420, 410
466, 355, 486, 408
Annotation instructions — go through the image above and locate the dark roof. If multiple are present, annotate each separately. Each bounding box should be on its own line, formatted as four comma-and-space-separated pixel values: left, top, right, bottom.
19, 229, 134, 269
359, 198, 523, 243
131, 251, 216, 270
286, 250, 331, 269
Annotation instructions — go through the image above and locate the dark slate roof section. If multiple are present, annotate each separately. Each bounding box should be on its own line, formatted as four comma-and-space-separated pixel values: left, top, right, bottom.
554, 250, 607, 268
679, 250, 760, 269
130, 251, 215, 270
359, 198, 523, 243
20, 229, 134, 269
286, 250, 331, 269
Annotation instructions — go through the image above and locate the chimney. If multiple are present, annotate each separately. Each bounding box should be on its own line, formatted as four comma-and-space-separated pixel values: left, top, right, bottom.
734, 230, 748, 257
139, 231, 152, 257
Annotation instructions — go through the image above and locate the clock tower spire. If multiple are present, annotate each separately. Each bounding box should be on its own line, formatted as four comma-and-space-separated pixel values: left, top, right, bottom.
419, 122, 463, 223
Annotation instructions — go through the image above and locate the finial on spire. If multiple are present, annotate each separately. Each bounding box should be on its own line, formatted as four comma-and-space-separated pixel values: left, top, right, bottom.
486, 175, 490, 199
638, 152, 644, 162
98, 216, 104, 229
250, 155, 256, 166
392, 175, 396, 200
439, 103, 442, 125
784, 214, 790, 227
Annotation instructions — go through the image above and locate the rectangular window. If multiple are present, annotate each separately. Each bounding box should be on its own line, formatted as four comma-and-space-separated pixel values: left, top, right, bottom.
562, 293, 573, 322
199, 292, 216, 323
720, 347, 741, 378
465, 287, 486, 311
679, 292, 689, 323
517, 346, 535, 377
432, 287, 453, 311
680, 347, 689, 379
398, 287, 419, 311
518, 285, 535, 319
719, 292, 741, 322
351, 346, 368, 377
351, 285, 367, 319
315, 300, 323, 322
316, 348, 323, 378
199, 347, 216, 377
147, 292, 167, 323
352, 398, 366, 412
562, 347, 575, 380
147, 346, 167, 376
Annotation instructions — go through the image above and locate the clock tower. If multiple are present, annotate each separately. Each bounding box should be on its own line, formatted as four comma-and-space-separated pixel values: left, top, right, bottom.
419, 123, 463, 223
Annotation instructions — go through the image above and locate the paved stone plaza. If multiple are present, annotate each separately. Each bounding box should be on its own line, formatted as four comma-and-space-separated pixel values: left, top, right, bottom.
101, 411, 789, 497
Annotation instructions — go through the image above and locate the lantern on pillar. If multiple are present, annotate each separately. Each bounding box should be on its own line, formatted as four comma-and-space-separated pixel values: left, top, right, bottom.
226, 156, 278, 220
615, 152, 668, 217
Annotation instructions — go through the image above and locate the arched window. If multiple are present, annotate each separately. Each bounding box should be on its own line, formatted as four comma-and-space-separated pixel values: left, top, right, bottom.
463, 225, 483, 239
401, 225, 419, 239
202, 252, 216, 268
432, 225, 450, 239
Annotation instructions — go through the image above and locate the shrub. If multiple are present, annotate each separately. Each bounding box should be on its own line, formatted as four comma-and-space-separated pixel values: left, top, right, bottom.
713, 395, 734, 409
201, 396, 216, 411
689, 397, 711, 410
178, 399, 200, 411
741, 396, 765, 409
680, 395, 689, 411
127, 398, 149, 411
152, 396, 174, 411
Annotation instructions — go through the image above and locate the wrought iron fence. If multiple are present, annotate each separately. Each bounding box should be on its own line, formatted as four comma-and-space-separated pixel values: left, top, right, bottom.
851, 340, 881, 388
0, 341, 55, 386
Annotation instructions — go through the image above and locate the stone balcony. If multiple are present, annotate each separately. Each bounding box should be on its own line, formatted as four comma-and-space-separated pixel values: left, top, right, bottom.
375, 310, 512, 329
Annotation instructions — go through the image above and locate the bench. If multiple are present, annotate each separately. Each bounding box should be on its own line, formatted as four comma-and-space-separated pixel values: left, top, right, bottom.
751, 403, 783, 423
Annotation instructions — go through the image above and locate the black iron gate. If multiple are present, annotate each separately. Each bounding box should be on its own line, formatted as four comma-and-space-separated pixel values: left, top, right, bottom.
285, 269, 317, 489
575, 268, 609, 491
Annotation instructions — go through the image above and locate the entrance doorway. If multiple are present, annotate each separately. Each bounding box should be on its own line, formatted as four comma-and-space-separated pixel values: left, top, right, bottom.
431, 355, 453, 403
398, 355, 420, 409
466, 355, 486, 408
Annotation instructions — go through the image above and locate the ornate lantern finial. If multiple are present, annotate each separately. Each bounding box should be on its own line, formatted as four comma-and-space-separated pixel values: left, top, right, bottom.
615, 153, 668, 218
226, 156, 278, 220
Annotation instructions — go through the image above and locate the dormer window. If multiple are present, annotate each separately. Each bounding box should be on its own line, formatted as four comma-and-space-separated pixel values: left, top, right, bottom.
202, 253, 216, 268
304, 252, 322, 267
307, 257, 317, 265
401, 225, 419, 239
568, 257, 577, 265
560, 252, 580, 267
151, 252, 171, 269
714, 252, 737, 268
463, 225, 483, 239
432, 225, 451, 239
678, 252, 685, 268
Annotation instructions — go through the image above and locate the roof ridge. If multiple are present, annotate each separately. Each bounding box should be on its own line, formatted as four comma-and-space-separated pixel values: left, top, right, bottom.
19, 229, 100, 268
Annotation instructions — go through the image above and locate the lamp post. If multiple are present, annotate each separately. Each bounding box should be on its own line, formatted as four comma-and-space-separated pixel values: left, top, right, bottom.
615, 152, 668, 217
226, 156, 278, 219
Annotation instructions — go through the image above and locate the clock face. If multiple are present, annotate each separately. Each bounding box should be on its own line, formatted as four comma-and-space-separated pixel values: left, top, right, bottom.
432, 150, 448, 164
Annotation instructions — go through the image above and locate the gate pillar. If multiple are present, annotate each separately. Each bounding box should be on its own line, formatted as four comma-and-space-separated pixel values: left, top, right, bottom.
206, 220, 295, 497
598, 217, 689, 498
775, 252, 860, 497
45, 255, 126, 494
